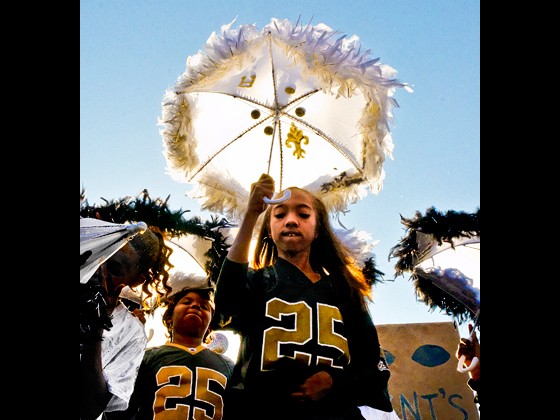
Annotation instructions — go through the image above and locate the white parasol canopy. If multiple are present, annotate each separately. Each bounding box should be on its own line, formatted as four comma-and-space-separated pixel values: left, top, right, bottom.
159, 17, 411, 221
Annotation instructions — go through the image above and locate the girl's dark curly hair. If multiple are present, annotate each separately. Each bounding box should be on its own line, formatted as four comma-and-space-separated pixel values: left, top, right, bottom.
128, 226, 174, 303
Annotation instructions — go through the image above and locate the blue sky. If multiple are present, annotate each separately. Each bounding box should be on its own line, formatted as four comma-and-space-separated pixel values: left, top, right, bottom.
80, 0, 480, 336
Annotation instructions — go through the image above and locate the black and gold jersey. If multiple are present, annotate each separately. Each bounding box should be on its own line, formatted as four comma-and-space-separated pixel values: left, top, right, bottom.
121, 343, 234, 420
214, 257, 393, 419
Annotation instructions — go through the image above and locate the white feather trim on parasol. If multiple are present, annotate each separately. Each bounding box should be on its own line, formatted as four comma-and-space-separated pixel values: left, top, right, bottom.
333, 226, 379, 269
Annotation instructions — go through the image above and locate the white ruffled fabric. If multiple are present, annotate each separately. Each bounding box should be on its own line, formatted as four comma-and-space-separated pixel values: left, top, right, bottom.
359, 406, 402, 420
101, 303, 148, 412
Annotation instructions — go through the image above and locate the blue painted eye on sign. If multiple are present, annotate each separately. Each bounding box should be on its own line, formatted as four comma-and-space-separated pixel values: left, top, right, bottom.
377, 322, 479, 420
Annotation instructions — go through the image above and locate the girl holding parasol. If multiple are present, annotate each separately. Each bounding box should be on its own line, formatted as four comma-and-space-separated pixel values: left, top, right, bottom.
213, 173, 400, 420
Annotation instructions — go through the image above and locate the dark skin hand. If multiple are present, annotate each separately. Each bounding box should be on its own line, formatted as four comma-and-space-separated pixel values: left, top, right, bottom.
456, 323, 480, 381
130, 308, 147, 324
290, 371, 334, 402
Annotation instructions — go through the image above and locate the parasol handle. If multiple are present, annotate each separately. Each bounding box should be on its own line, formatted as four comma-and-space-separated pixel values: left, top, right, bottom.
457, 355, 479, 373
263, 189, 291, 205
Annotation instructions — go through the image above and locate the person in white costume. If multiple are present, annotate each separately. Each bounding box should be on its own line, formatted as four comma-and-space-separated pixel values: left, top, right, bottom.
80, 219, 172, 420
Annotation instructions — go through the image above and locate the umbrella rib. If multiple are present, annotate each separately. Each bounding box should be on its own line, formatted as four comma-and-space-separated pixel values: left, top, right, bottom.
278, 89, 320, 108
267, 30, 281, 178
187, 115, 275, 182
271, 89, 362, 173
273, 120, 284, 191
187, 90, 277, 112
280, 111, 362, 174
267, 31, 281, 112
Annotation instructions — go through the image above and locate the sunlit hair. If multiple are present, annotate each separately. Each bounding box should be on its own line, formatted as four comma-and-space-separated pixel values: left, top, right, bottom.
161, 288, 214, 342
129, 227, 173, 305
253, 187, 372, 308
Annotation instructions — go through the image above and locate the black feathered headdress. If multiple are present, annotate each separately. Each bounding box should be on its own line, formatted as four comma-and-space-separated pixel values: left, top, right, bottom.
389, 206, 480, 325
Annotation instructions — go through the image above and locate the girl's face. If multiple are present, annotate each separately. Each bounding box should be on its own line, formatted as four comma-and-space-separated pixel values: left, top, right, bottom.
172, 291, 213, 338
269, 189, 318, 256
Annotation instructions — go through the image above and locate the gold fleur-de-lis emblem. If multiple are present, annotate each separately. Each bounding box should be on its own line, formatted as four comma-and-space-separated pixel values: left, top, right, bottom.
285, 122, 309, 159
